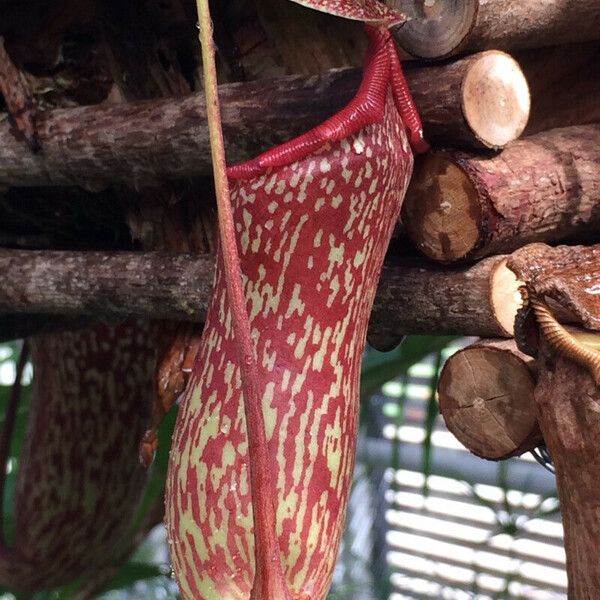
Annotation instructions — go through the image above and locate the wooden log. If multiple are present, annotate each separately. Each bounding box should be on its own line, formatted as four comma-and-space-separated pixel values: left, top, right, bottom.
0, 250, 215, 321
437, 339, 541, 460
390, 0, 600, 59
225, 3, 598, 154
535, 336, 600, 597
0, 51, 529, 189
368, 254, 522, 346
0, 251, 522, 341
367, 254, 523, 347
405, 50, 529, 149
402, 125, 600, 263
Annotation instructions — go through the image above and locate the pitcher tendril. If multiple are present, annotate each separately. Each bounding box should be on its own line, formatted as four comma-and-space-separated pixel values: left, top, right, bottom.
531, 298, 600, 385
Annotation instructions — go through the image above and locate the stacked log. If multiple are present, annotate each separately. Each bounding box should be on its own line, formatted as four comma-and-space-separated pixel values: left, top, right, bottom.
0, 250, 522, 340
402, 126, 600, 262
386, 5, 600, 595
0, 50, 530, 189
390, 0, 600, 59
437, 339, 540, 460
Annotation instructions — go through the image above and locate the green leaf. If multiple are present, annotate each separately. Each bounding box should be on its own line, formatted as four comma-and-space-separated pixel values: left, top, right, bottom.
99, 562, 165, 595
422, 350, 443, 496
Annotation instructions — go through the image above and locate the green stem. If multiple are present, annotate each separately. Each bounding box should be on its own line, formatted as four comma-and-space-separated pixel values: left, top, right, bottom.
194, 3, 291, 599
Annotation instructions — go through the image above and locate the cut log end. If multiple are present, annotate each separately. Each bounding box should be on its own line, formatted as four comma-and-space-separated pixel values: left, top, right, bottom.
402, 153, 482, 262
390, 0, 477, 59
490, 257, 523, 337
438, 340, 541, 460
462, 51, 530, 149
405, 130, 600, 263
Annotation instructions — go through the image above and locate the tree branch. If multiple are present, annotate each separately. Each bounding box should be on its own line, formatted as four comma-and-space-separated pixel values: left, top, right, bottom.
0, 250, 523, 341
0, 50, 530, 189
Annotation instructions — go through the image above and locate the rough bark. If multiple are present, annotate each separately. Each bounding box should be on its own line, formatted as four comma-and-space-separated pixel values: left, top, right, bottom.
390, 0, 600, 59
508, 243, 600, 331
438, 338, 541, 460
0, 251, 523, 341
0, 51, 530, 189
535, 337, 600, 598
402, 126, 600, 262
0, 250, 214, 321
367, 254, 522, 344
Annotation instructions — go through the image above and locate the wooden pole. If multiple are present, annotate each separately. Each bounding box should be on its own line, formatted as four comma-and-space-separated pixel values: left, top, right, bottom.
0, 251, 215, 321
535, 336, 600, 597
366, 254, 522, 346
402, 126, 600, 263
508, 241, 600, 595
390, 0, 600, 59
0, 251, 522, 341
438, 338, 541, 460
0, 51, 529, 189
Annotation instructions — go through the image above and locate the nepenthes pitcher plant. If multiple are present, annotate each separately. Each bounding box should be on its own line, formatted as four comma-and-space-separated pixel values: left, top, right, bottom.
165, 1, 428, 599
0, 322, 159, 592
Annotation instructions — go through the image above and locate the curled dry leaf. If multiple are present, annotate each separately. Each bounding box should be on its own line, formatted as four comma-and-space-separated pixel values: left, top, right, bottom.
508, 243, 600, 385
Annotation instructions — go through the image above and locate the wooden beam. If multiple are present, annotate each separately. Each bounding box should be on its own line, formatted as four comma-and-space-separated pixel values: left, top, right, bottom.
402, 126, 600, 263
391, 0, 600, 59
0, 250, 522, 341
438, 338, 541, 460
0, 251, 215, 321
0, 51, 530, 189
535, 336, 600, 597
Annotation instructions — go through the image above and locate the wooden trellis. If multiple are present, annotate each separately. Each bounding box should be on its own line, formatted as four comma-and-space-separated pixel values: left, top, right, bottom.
0, 0, 599, 598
